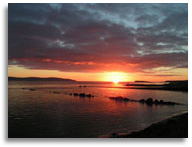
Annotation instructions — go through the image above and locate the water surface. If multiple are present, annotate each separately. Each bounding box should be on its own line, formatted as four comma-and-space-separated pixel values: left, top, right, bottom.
8, 81, 188, 137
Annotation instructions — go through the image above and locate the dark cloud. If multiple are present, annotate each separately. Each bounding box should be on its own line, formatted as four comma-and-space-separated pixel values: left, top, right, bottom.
8, 3, 188, 73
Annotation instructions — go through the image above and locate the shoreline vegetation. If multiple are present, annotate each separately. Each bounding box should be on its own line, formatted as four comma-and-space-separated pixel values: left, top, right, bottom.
100, 112, 188, 138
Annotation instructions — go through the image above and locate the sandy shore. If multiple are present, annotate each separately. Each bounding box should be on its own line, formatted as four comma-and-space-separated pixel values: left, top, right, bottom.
109, 112, 188, 138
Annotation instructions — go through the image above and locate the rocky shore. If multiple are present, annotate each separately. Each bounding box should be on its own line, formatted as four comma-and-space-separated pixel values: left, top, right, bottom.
110, 112, 188, 138
109, 97, 181, 106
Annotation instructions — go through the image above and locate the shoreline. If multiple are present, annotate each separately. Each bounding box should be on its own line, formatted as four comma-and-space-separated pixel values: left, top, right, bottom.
108, 112, 188, 138
125, 80, 188, 92
124, 87, 188, 92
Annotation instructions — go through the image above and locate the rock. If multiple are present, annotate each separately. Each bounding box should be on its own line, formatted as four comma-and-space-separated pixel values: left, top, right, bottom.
159, 100, 164, 104
109, 97, 115, 99
79, 85, 86, 88
116, 96, 124, 100
109, 96, 124, 100
86, 94, 92, 98
139, 99, 145, 103
123, 98, 130, 101
53, 91, 60, 94
79, 93, 86, 97
73, 93, 79, 96
108, 97, 181, 106
154, 99, 160, 105
145, 98, 153, 105
72, 93, 94, 98
164, 101, 176, 105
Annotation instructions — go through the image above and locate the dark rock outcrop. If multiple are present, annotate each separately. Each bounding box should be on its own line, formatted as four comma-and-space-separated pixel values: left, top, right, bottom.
146, 98, 153, 105
86, 94, 92, 98
70, 93, 94, 98
79, 85, 87, 88
139, 99, 145, 103
79, 93, 86, 97
109, 97, 181, 106
53, 91, 60, 94
73, 93, 79, 96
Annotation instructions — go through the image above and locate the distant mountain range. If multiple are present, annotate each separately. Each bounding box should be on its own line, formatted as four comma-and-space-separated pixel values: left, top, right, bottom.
8, 77, 76, 82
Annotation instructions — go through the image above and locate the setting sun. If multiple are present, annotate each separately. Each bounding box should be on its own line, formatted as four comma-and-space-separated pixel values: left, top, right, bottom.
113, 79, 119, 84
101, 72, 130, 82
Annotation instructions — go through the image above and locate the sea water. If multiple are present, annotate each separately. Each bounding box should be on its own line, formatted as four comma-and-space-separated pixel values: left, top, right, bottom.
8, 81, 188, 137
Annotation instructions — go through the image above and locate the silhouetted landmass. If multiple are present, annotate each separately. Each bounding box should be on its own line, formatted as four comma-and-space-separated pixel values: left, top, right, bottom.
163, 80, 188, 91
8, 77, 76, 82
126, 80, 188, 92
126, 83, 163, 86
110, 112, 188, 138
134, 81, 152, 83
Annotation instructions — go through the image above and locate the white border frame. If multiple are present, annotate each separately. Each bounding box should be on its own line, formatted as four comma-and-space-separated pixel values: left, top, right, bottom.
1, 0, 191, 146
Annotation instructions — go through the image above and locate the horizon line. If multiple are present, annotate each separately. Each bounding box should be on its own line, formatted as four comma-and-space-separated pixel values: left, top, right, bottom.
8, 76, 188, 83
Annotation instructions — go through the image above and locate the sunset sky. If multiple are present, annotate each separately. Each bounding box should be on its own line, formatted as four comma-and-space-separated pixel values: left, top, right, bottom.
8, 3, 188, 82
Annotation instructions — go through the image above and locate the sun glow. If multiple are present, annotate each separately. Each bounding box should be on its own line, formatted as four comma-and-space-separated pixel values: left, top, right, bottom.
101, 72, 130, 83
113, 79, 119, 84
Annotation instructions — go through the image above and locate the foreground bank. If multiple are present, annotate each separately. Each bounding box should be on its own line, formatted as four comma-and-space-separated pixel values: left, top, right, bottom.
109, 112, 188, 138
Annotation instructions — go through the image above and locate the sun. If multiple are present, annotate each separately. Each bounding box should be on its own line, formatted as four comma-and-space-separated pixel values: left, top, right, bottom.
101, 72, 131, 83
113, 79, 119, 84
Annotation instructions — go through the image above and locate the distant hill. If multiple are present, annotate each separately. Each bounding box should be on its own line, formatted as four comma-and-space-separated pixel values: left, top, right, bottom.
8, 77, 76, 82
126, 80, 188, 92
165, 80, 188, 83
163, 80, 188, 91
